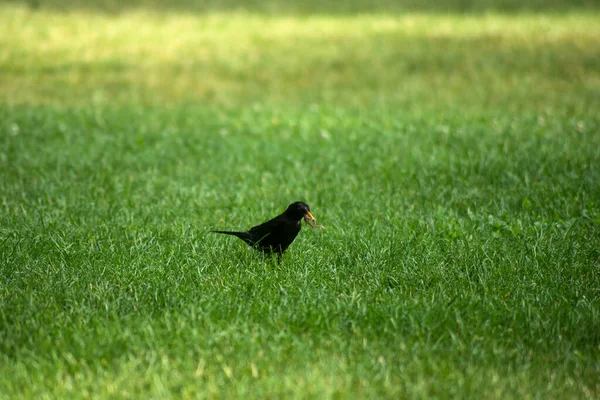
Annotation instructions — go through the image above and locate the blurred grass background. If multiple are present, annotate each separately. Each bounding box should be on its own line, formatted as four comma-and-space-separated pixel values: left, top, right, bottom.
8, 0, 600, 13
1, 0, 599, 112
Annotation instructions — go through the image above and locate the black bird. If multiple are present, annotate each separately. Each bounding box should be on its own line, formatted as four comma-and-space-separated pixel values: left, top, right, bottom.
213, 201, 320, 258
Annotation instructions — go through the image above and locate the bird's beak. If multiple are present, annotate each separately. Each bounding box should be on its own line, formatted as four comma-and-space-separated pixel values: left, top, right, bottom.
303, 211, 320, 228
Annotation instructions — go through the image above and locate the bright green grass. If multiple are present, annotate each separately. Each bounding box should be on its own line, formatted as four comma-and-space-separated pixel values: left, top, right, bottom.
1, 2, 600, 398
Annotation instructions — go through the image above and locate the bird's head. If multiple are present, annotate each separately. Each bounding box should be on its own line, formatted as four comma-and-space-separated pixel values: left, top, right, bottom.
285, 201, 320, 227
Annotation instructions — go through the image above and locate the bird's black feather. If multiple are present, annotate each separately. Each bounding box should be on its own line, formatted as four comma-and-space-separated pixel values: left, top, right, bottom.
212, 201, 315, 256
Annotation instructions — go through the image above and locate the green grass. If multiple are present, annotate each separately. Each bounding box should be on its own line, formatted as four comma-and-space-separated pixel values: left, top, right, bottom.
1, 1, 600, 398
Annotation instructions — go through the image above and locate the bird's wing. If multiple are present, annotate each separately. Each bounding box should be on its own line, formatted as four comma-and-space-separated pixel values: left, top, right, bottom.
246, 221, 274, 242
248, 214, 302, 252
247, 214, 290, 243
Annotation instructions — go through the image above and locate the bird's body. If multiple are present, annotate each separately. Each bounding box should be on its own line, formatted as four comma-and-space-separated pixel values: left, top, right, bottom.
213, 201, 319, 257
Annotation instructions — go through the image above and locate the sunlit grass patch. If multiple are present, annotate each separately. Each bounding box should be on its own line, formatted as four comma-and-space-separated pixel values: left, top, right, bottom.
1, 5, 599, 111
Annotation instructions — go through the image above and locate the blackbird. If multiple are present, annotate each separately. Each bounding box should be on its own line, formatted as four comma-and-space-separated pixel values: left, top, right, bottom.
212, 201, 319, 258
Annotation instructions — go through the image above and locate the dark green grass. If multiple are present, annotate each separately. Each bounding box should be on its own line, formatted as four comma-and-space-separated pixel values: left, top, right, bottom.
1, 1, 600, 398
1, 105, 599, 398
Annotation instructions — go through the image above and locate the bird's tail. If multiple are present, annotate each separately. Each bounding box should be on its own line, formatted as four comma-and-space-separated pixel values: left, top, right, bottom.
212, 230, 254, 246
212, 230, 243, 235
212, 230, 251, 240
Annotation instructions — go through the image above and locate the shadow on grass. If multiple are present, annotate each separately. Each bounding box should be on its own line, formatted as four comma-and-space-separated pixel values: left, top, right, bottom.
12, 0, 600, 14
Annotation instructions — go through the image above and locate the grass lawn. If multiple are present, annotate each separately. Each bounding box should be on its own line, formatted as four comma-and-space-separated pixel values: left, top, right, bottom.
1, 1, 599, 398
